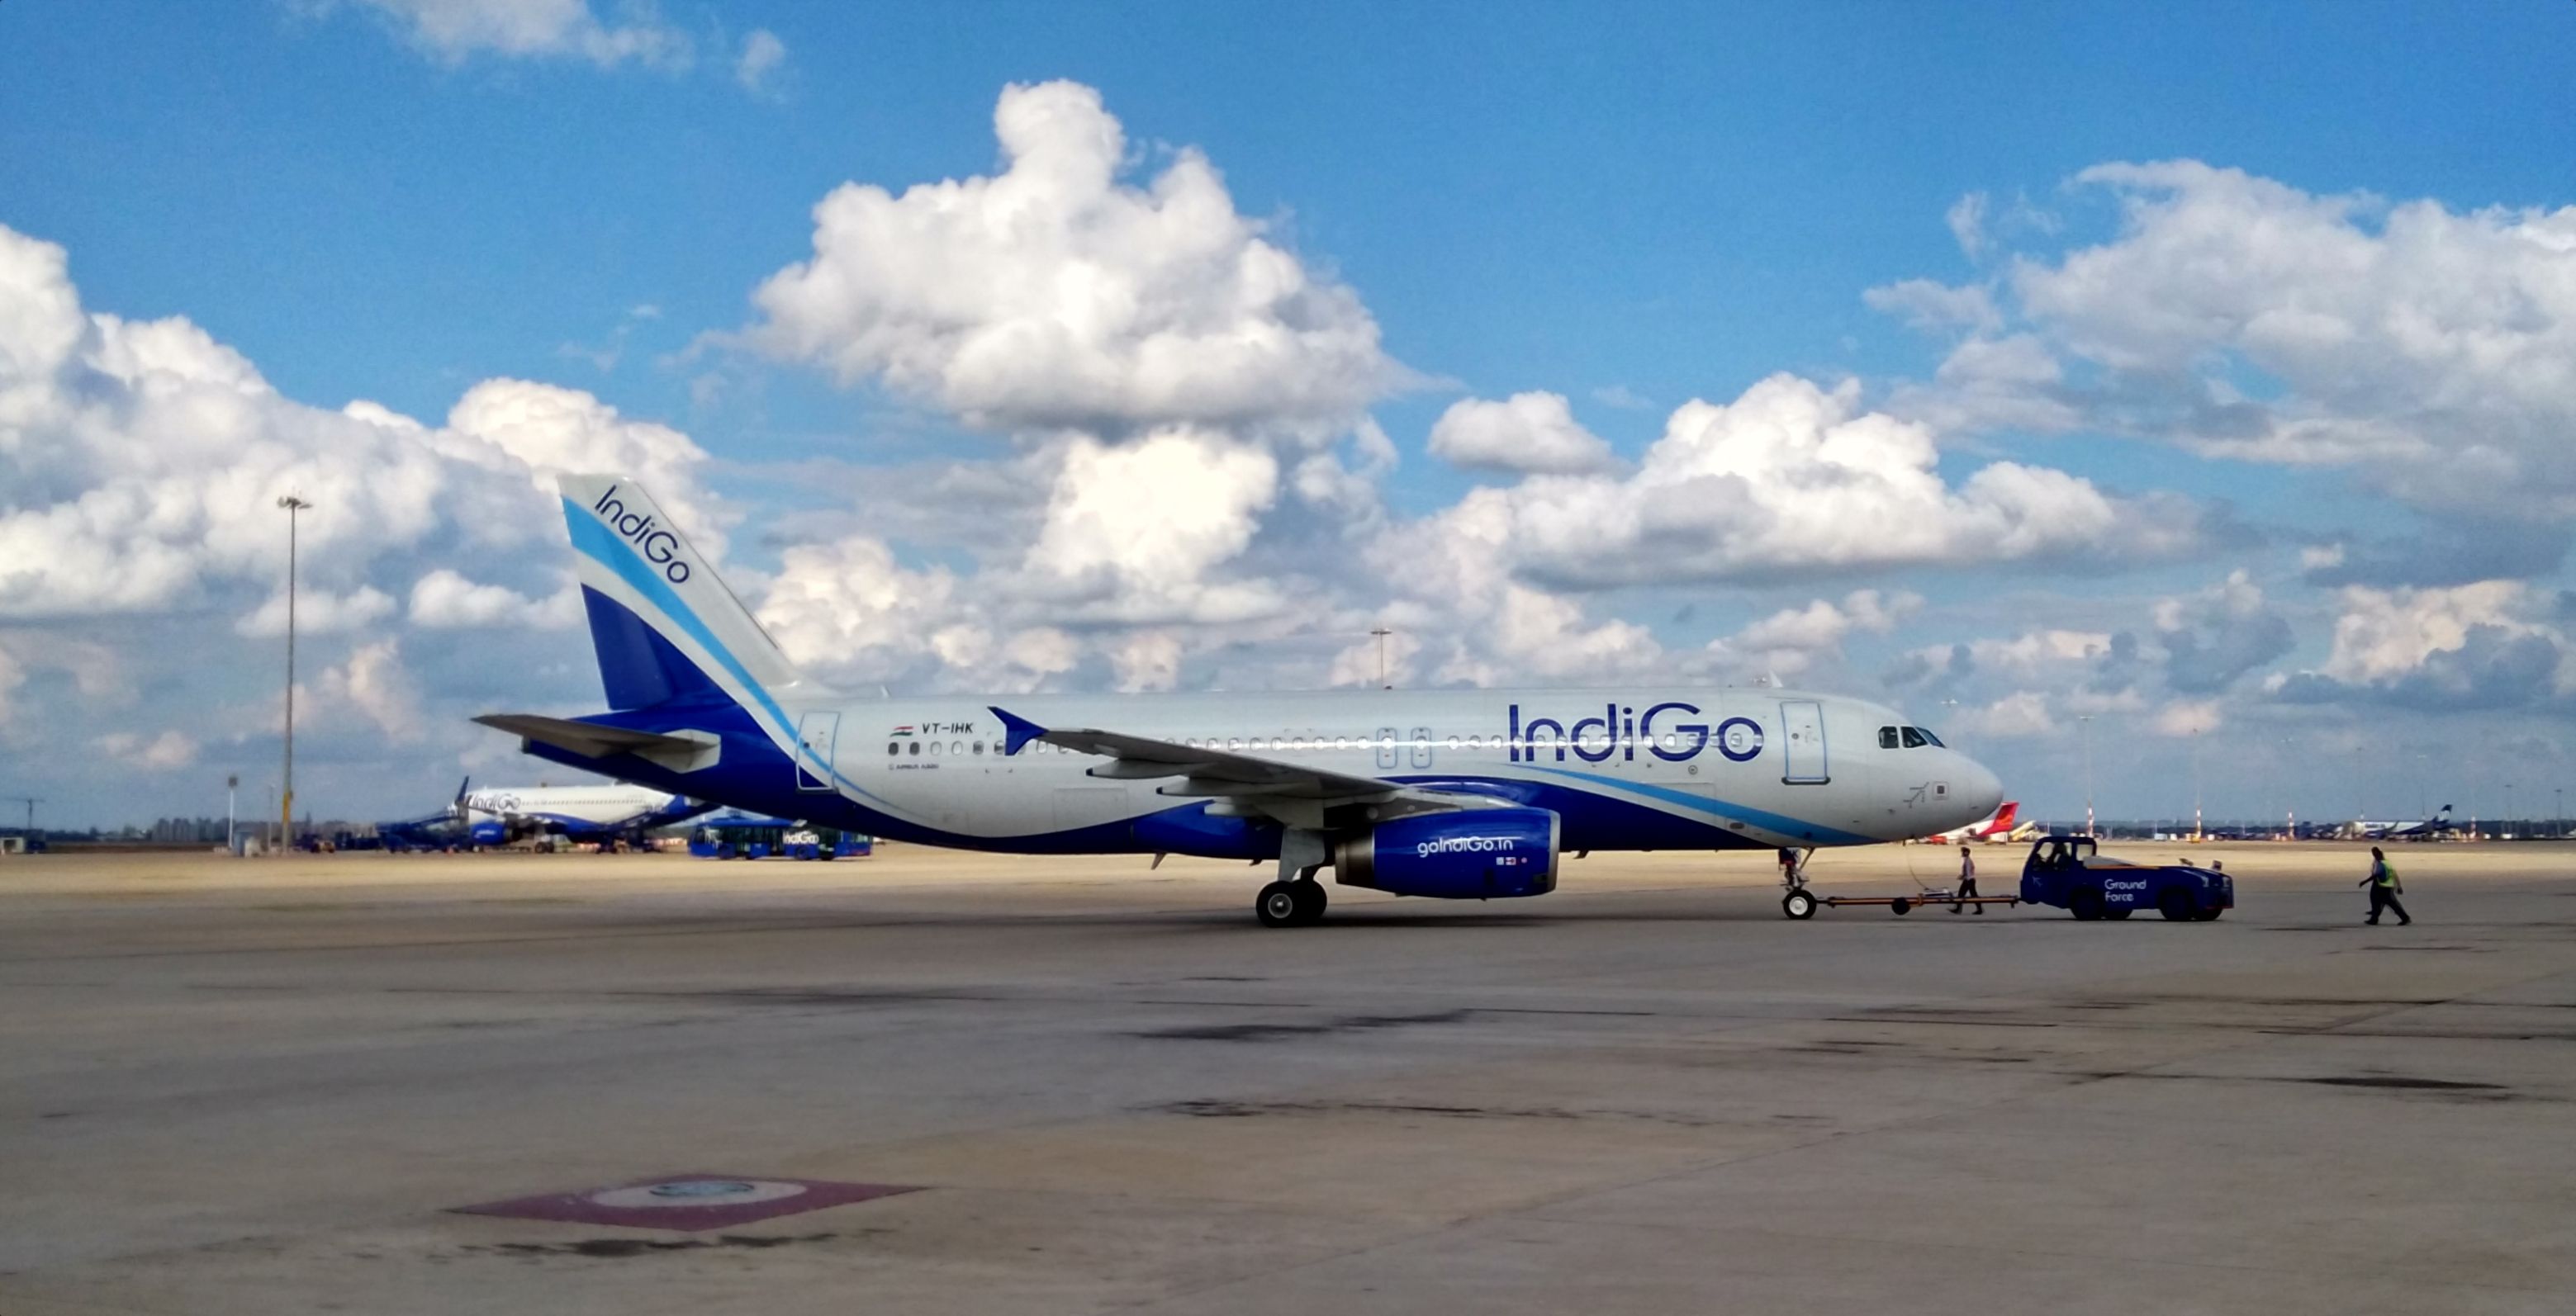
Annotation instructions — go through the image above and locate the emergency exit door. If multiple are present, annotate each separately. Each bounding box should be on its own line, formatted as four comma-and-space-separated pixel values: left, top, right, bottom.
1779, 700, 1828, 784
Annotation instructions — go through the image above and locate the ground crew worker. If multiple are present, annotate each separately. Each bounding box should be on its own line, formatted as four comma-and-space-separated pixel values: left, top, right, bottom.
2361, 845, 2411, 925
1952, 843, 1982, 914
1777, 847, 1800, 888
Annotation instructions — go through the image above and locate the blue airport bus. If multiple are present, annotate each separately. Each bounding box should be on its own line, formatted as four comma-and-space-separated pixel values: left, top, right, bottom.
687, 817, 872, 860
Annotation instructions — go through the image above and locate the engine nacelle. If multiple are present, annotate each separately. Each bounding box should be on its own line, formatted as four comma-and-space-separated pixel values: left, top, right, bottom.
1332, 808, 1560, 900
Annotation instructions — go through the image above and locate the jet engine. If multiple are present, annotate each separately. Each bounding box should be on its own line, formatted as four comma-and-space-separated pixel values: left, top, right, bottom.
1332, 807, 1559, 899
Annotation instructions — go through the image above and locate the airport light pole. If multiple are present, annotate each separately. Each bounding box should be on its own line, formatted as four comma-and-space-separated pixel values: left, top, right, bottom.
6, 796, 36, 840
2190, 728, 2203, 842
1369, 626, 1394, 690
2505, 783, 2515, 838
226, 774, 240, 856
278, 495, 311, 850
2077, 714, 2095, 838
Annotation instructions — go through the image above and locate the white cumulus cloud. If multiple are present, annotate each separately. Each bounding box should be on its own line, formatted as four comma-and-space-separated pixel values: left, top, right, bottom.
1882, 161, 2576, 520
96, 729, 199, 770
408, 570, 579, 629
1428, 391, 1620, 475
1404, 373, 2169, 590
747, 80, 1398, 438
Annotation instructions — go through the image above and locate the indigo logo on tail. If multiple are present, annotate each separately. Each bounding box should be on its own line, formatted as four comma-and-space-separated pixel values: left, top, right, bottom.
593, 485, 692, 584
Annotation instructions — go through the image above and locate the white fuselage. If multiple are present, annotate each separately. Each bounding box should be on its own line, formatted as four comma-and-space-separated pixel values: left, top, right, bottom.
749, 687, 2002, 854
463, 784, 687, 835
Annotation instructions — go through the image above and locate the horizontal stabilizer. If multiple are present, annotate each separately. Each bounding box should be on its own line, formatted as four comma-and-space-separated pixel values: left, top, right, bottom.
472, 714, 721, 774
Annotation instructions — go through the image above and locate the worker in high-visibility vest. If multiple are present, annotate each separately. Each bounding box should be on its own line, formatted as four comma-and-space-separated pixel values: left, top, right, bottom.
2360, 845, 2412, 926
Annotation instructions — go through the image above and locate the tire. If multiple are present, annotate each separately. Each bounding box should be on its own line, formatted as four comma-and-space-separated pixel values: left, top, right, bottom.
2069, 886, 2105, 921
1783, 889, 1818, 920
2103, 907, 2132, 921
1890, 897, 1912, 916
1256, 881, 1302, 928
2194, 906, 2225, 921
1293, 881, 1328, 925
2158, 888, 2196, 921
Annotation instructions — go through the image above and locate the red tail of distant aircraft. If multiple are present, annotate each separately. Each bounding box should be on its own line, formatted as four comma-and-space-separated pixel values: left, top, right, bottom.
1925, 800, 2016, 844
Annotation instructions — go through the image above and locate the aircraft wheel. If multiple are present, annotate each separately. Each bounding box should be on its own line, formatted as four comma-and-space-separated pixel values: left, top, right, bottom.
1782, 889, 1818, 920
1292, 881, 1328, 925
2069, 887, 2105, 921
2158, 889, 2197, 921
1890, 897, 1912, 916
1256, 881, 1303, 928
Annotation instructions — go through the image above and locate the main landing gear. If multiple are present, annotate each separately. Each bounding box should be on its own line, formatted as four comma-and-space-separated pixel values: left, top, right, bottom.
1256, 878, 1328, 927
1255, 830, 1333, 928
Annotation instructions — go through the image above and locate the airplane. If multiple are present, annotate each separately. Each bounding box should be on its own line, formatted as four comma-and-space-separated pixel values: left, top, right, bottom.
374, 779, 472, 851
1922, 800, 2019, 845
2348, 804, 2454, 841
377, 776, 711, 850
474, 475, 2004, 925
457, 779, 713, 849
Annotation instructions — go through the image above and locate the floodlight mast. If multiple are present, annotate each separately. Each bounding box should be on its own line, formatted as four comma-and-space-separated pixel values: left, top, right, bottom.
278, 495, 312, 851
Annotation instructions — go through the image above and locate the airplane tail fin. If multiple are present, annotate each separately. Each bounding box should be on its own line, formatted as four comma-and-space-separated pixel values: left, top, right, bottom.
555, 475, 809, 712
1989, 802, 2018, 835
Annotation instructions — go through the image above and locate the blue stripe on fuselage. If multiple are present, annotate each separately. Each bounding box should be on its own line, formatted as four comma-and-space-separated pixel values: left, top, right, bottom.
1513, 765, 1877, 846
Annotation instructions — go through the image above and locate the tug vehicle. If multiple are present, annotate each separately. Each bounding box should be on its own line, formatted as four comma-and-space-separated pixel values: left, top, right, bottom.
2019, 835, 2231, 921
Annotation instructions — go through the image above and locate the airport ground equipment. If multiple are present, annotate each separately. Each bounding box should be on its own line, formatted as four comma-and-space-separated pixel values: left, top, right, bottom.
1818, 892, 2020, 916
1777, 849, 2020, 917
2018, 835, 2232, 921
688, 817, 873, 859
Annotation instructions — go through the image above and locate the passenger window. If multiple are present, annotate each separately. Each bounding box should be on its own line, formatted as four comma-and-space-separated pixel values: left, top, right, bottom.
908, 741, 920, 756
1878, 727, 1899, 750
887, 742, 899, 755
971, 741, 984, 755
1900, 727, 1928, 749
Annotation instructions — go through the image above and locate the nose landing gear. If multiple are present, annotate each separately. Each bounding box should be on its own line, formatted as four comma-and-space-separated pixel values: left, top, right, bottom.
1780, 845, 1818, 919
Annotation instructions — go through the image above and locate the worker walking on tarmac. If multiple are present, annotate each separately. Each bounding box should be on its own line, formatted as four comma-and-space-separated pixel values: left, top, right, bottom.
1952, 843, 1982, 914
2361, 845, 2411, 925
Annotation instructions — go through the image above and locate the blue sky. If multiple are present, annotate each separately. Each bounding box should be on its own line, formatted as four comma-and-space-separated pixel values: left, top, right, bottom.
4, 1, 2574, 829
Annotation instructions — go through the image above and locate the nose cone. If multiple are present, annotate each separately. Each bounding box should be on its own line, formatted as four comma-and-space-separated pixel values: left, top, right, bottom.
1956, 753, 2004, 821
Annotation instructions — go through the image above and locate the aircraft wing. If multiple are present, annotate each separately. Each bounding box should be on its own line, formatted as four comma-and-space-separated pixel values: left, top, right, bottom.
989, 706, 1401, 802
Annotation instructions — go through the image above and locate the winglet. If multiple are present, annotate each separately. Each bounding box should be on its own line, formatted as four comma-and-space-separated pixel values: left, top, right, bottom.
989, 705, 1047, 756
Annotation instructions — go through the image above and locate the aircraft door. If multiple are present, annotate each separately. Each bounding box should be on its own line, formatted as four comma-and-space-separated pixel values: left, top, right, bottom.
795, 711, 840, 792
1779, 700, 1828, 784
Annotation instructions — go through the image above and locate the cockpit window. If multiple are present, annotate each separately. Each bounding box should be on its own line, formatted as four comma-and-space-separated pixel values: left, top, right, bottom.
1916, 727, 1945, 748
1878, 726, 1899, 750
1900, 727, 1928, 749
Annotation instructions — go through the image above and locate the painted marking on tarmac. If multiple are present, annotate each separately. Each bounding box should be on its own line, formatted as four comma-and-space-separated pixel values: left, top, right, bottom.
453, 1174, 922, 1231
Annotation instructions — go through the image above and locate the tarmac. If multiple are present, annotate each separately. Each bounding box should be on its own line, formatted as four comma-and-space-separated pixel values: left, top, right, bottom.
2, 839, 2572, 1314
